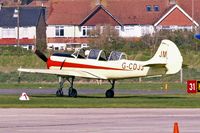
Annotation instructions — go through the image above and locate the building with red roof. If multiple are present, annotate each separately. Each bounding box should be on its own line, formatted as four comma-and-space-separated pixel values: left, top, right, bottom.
0, 6, 46, 50
42, 0, 200, 50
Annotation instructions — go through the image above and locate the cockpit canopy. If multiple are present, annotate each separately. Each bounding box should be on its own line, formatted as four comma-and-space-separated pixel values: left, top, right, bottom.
87, 49, 127, 61
87, 49, 107, 61
53, 48, 127, 61
73, 48, 85, 58
108, 51, 127, 61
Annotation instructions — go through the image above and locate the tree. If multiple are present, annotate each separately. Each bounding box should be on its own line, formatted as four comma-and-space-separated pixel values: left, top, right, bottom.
141, 29, 200, 53
88, 25, 125, 53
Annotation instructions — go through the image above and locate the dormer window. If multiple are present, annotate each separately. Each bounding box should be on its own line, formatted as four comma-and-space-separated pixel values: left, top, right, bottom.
154, 5, 159, 11
146, 5, 151, 12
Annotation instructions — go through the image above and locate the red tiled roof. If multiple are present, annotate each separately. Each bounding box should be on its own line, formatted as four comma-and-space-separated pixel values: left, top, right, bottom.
106, 0, 171, 25
80, 5, 123, 26
28, 1, 50, 7
0, 38, 34, 45
155, 5, 199, 27
47, 0, 200, 25
176, 0, 200, 24
47, 0, 94, 25
157, 8, 194, 26
47, 0, 171, 25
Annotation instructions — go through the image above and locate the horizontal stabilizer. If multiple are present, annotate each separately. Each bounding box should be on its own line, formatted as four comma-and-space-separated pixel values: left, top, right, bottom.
143, 63, 166, 68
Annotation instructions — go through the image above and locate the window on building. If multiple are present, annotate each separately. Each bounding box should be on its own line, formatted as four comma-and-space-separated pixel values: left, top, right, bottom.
55, 26, 64, 37
54, 47, 59, 50
154, 5, 159, 11
81, 26, 93, 37
146, 5, 152, 12
28, 45, 32, 50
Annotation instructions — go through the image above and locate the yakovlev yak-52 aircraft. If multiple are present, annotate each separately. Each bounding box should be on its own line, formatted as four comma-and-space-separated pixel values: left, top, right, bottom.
18, 39, 183, 98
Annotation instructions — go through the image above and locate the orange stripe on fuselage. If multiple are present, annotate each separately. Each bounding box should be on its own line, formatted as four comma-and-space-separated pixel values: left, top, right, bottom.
47, 58, 122, 70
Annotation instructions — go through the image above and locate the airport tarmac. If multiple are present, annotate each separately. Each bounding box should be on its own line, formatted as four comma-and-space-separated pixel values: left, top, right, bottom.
0, 108, 199, 133
0, 88, 185, 95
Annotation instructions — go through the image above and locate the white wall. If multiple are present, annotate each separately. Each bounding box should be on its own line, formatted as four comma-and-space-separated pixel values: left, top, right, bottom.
19, 27, 36, 39
119, 25, 155, 38
155, 25, 193, 31
0, 28, 2, 38
1, 28, 15, 38
47, 25, 157, 38
120, 26, 141, 37
46, 25, 56, 37
46, 25, 81, 38
0, 27, 36, 39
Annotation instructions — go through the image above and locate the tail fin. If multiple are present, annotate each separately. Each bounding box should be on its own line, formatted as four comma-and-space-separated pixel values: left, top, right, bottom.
146, 39, 183, 75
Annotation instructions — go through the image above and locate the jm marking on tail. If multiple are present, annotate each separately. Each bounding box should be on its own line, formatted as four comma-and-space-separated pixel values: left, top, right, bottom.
159, 51, 167, 58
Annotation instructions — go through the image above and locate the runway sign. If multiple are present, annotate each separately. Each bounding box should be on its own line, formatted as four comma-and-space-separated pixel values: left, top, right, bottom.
197, 81, 200, 92
187, 80, 197, 94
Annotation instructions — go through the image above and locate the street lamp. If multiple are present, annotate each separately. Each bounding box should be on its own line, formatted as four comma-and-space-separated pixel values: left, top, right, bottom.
192, 0, 196, 32
13, 1, 20, 47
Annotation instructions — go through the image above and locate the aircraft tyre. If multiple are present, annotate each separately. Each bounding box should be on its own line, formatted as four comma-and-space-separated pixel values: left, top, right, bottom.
105, 89, 114, 98
56, 90, 64, 97
68, 88, 77, 97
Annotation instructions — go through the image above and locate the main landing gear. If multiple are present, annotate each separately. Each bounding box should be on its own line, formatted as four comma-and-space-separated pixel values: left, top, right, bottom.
56, 76, 77, 97
56, 77, 115, 98
105, 80, 115, 98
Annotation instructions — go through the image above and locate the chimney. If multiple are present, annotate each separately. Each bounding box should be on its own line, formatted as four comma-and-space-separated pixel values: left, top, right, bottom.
96, 0, 102, 5
169, 0, 176, 4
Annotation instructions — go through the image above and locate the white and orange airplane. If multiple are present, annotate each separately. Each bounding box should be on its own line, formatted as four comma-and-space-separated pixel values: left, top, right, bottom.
18, 39, 183, 98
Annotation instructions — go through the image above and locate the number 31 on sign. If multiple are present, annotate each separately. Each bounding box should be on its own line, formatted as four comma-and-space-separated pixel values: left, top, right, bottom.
187, 80, 199, 93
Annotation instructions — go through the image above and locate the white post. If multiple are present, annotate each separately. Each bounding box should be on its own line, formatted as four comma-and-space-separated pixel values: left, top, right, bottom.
180, 68, 183, 84
17, 8, 19, 47
139, 77, 142, 83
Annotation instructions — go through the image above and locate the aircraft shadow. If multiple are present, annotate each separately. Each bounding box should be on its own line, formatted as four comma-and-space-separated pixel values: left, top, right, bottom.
78, 95, 181, 99
32, 95, 182, 99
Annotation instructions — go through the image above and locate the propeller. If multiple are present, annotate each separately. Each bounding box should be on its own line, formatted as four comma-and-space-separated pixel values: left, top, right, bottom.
34, 49, 48, 62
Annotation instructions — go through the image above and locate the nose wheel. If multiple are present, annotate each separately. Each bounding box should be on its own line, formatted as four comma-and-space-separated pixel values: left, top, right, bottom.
105, 80, 115, 98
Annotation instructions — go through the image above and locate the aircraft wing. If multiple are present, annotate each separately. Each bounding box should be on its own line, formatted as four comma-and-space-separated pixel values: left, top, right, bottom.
18, 68, 107, 79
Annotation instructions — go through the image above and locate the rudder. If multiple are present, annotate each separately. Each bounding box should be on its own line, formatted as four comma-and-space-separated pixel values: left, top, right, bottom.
147, 40, 183, 75
164, 40, 183, 74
